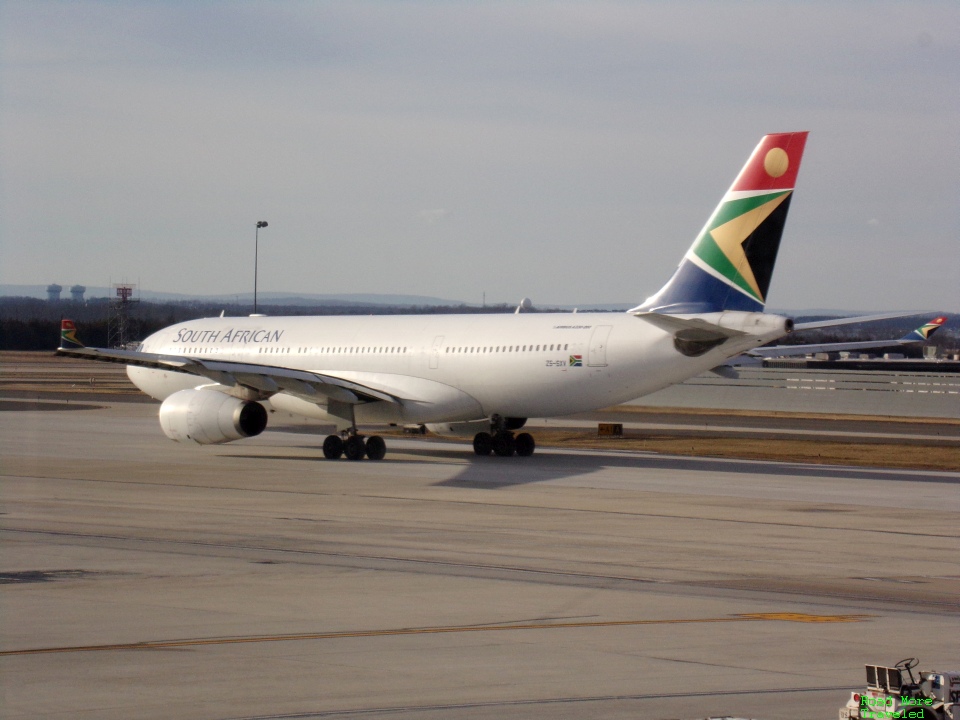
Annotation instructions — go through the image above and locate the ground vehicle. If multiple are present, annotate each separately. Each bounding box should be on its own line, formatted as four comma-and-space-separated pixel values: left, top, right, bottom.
841, 658, 960, 719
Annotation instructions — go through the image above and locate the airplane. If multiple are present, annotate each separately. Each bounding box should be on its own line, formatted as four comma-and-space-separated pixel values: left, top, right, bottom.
733, 315, 947, 361
58, 131, 811, 461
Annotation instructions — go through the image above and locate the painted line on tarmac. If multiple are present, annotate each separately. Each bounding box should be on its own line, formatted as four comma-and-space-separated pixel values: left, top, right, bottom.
0, 612, 873, 657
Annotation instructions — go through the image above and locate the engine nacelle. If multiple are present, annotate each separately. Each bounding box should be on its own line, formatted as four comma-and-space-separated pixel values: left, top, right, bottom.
158, 389, 268, 445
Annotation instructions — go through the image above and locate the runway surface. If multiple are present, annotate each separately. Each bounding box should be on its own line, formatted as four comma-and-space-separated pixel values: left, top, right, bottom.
1, 400, 958, 720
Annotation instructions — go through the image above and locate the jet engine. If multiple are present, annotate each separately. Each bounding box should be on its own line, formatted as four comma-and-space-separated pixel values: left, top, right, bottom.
158, 388, 268, 445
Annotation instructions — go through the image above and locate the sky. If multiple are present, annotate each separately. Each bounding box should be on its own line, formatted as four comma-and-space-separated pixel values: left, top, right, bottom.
1, 1, 958, 311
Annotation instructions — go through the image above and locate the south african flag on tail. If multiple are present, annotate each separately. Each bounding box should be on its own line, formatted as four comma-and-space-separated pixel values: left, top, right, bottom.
901, 316, 947, 343
634, 132, 809, 315
60, 319, 84, 348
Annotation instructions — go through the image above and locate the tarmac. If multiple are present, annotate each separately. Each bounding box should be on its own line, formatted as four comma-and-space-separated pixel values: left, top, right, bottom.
2, 399, 958, 720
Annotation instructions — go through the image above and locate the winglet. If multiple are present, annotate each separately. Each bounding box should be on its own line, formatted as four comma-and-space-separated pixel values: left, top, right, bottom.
59, 319, 84, 349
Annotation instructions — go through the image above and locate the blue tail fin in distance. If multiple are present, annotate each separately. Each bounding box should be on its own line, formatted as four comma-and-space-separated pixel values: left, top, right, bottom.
633, 132, 809, 314
59, 319, 84, 349
900, 316, 946, 343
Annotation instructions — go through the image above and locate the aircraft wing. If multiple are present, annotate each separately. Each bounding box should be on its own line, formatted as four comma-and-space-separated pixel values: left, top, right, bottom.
55, 346, 401, 405
745, 338, 913, 358
744, 315, 946, 359
791, 311, 925, 331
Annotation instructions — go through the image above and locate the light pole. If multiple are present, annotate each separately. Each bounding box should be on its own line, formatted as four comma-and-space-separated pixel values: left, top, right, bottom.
254, 221, 268, 314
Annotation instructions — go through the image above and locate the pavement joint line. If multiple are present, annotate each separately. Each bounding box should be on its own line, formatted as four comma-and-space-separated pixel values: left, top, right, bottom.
0, 613, 874, 656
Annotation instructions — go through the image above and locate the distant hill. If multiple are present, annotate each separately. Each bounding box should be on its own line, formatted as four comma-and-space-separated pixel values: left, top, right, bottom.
2, 285, 949, 316
0, 284, 639, 311
0, 284, 462, 307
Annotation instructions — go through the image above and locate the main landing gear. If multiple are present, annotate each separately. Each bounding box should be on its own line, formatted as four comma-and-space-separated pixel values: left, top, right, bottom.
472, 416, 535, 458
322, 432, 387, 461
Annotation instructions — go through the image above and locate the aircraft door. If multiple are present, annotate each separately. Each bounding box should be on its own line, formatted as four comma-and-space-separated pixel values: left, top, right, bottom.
430, 335, 444, 369
588, 325, 612, 367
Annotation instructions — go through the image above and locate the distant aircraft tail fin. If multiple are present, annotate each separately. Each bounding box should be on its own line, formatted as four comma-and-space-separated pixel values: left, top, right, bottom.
59, 319, 84, 349
632, 131, 809, 315
900, 316, 947, 343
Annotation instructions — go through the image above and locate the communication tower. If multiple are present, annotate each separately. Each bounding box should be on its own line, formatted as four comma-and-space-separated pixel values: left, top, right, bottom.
107, 284, 140, 349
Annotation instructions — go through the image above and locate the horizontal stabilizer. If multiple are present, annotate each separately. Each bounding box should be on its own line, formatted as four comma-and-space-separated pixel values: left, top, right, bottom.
709, 365, 741, 379
634, 312, 746, 340
635, 310, 793, 358
635, 311, 794, 339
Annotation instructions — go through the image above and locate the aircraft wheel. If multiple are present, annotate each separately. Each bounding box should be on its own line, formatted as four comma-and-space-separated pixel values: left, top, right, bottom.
322, 435, 344, 459
473, 432, 493, 456
344, 435, 366, 461
493, 431, 516, 457
515, 432, 535, 457
365, 435, 387, 461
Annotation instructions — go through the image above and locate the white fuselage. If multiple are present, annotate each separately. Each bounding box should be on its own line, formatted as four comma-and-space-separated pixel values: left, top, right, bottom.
127, 311, 784, 426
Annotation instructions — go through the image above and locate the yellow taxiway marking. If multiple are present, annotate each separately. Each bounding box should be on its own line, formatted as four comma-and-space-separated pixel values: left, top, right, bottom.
737, 612, 871, 623
0, 613, 873, 657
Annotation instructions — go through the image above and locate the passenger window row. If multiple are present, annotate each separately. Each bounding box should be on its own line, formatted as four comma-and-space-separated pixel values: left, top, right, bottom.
180, 343, 570, 357
444, 343, 569, 354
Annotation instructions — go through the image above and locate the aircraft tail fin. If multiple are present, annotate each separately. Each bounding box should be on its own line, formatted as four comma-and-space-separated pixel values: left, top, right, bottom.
59, 319, 84, 349
632, 131, 809, 315
900, 316, 947, 343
